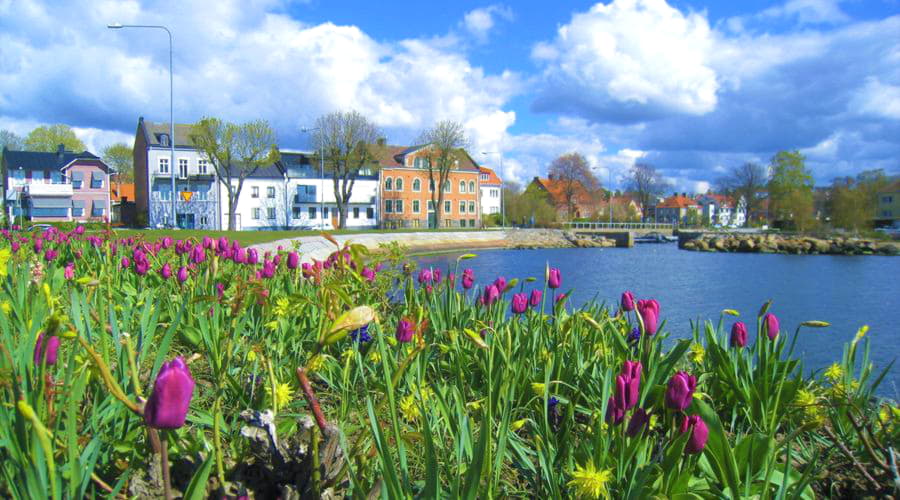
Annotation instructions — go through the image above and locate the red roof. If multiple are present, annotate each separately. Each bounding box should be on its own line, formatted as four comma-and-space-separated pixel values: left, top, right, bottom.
658, 195, 700, 209
533, 177, 596, 206
478, 166, 502, 186
111, 183, 135, 202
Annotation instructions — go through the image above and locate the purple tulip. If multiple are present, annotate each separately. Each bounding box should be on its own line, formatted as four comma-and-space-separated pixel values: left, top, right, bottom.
64, 262, 75, 280
160, 263, 172, 279
680, 414, 709, 454
665, 371, 697, 411
461, 268, 475, 289
161, 236, 173, 249
247, 248, 259, 265
233, 247, 247, 264
44, 249, 57, 262
143, 357, 195, 429
730, 322, 748, 348
273, 254, 281, 266
361, 267, 375, 282
216, 282, 225, 298
34, 238, 43, 253
493, 276, 507, 293
33, 333, 60, 366
764, 313, 779, 340
396, 319, 415, 343
262, 260, 276, 279
433, 268, 442, 284
73, 225, 85, 235
481, 284, 500, 306
529, 289, 542, 308
177, 266, 189, 283
10, 242, 19, 252
418, 268, 433, 284
606, 395, 625, 425
619, 360, 642, 409
217, 237, 228, 252
637, 299, 660, 335
621, 291, 635, 312
287, 252, 300, 270
548, 268, 561, 289
511, 293, 528, 314
135, 260, 149, 276
626, 408, 650, 437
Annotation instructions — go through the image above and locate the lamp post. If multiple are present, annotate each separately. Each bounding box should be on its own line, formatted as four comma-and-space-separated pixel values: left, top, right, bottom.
108, 23, 175, 228
481, 151, 504, 227
301, 127, 325, 230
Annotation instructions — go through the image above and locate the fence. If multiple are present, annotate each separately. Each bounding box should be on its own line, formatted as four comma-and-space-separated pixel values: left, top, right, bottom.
563, 221, 675, 230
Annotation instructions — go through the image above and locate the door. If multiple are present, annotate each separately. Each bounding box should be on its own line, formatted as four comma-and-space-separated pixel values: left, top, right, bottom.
176, 213, 195, 229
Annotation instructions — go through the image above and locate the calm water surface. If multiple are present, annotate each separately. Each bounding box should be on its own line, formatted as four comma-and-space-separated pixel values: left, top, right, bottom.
419, 244, 900, 398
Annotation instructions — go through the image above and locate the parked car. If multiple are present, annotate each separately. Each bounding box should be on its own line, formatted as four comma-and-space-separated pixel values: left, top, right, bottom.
27, 224, 53, 232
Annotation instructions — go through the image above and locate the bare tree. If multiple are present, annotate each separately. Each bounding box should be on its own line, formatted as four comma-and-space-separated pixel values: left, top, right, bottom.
716, 162, 768, 227
417, 120, 468, 228
191, 117, 280, 231
312, 111, 382, 229
548, 152, 600, 219
625, 163, 670, 219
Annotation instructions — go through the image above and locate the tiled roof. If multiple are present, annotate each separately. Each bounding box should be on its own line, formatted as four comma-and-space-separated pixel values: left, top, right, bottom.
140, 118, 198, 148
657, 195, 700, 209
111, 183, 135, 201
533, 177, 595, 205
374, 144, 480, 172
2, 148, 104, 171
478, 166, 502, 185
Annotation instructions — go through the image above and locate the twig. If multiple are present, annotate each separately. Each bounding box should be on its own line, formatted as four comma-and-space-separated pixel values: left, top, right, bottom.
823, 427, 882, 490
296, 367, 329, 433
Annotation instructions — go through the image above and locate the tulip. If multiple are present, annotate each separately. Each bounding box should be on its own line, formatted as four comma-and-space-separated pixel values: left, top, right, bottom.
361, 267, 375, 282
511, 293, 528, 314
448, 272, 456, 286
637, 299, 660, 335
33, 333, 60, 366
44, 249, 57, 262
217, 237, 228, 252
10, 242, 19, 252
247, 248, 259, 265
418, 268, 432, 284
396, 319, 415, 343
216, 282, 225, 298
202, 236, 213, 249
34, 238, 43, 252
666, 371, 697, 411
73, 225, 85, 235
605, 396, 625, 425
461, 268, 475, 289
273, 254, 281, 266
493, 276, 507, 293
233, 247, 247, 264
482, 284, 500, 306
529, 289, 542, 308
764, 313, 779, 340
730, 321, 748, 348
135, 260, 149, 276
626, 408, 650, 437
64, 262, 75, 280
143, 357, 195, 429
161, 236, 173, 249
548, 268, 561, 289
433, 268, 442, 284
160, 263, 172, 279
680, 415, 709, 454
262, 260, 276, 279
287, 252, 300, 270
621, 291, 635, 311
620, 360, 642, 409
177, 266, 189, 283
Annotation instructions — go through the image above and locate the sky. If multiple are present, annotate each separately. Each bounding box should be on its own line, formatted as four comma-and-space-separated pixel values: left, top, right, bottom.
1, 0, 898, 192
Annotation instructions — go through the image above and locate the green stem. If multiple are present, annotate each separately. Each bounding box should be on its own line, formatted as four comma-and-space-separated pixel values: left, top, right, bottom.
213, 397, 227, 490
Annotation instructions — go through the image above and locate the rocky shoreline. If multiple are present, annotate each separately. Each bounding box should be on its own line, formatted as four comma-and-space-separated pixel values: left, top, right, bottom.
505, 228, 617, 250
682, 232, 899, 256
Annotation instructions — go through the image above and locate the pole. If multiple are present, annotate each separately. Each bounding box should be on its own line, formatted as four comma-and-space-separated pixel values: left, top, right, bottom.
499, 153, 505, 228
608, 167, 612, 224
320, 141, 324, 230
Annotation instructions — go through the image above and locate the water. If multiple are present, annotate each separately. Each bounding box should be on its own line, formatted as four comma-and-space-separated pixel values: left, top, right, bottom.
419, 244, 900, 398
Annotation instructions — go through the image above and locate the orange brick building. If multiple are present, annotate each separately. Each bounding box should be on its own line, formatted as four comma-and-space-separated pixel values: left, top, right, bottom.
375, 145, 481, 228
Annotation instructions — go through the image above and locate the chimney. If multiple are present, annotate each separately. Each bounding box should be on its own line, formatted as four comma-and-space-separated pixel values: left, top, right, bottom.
57, 144, 65, 162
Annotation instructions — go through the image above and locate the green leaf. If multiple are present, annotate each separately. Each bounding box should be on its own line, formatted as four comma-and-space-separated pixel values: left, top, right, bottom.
692, 399, 741, 499
183, 452, 215, 500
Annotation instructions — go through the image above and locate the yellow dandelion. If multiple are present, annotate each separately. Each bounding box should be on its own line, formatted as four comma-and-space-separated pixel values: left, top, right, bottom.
824, 363, 844, 382
264, 320, 279, 331
689, 343, 705, 364
531, 383, 546, 396
267, 382, 294, 408
247, 350, 258, 362
307, 354, 326, 372
0, 247, 10, 278
0, 301, 11, 315
273, 298, 291, 317
567, 461, 613, 499
367, 350, 382, 364
510, 419, 528, 431
399, 394, 420, 421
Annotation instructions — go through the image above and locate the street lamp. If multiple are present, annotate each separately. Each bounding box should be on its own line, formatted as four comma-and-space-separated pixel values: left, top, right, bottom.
300, 127, 325, 230
108, 23, 176, 228
481, 151, 504, 228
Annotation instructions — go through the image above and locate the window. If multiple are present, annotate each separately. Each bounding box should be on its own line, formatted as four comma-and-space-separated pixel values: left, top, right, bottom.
51, 171, 62, 184
412, 178, 421, 191
292, 207, 303, 219
443, 181, 451, 193
469, 181, 475, 193
469, 201, 476, 214
384, 177, 393, 191
367, 207, 375, 219
323, 206, 329, 218
395, 200, 403, 213
427, 200, 434, 212
252, 186, 259, 198
459, 200, 466, 214
309, 207, 317, 219
90, 173, 103, 189
159, 189, 172, 201
252, 208, 261, 220
459, 181, 466, 193
412, 200, 420, 213
395, 177, 403, 191
200, 216, 208, 225
884, 196, 894, 203
444, 200, 451, 214
385, 200, 393, 213
267, 186, 276, 199
469, 219, 476, 228
267, 207, 276, 219
178, 158, 189, 178
353, 207, 360, 219
480, 173, 488, 181
72, 201, 84, 217
71, 176, 82, 189
198, 159, 208, 175
91, 201, 105, 217
12, 170, 24, 181
159, 158, 169, 173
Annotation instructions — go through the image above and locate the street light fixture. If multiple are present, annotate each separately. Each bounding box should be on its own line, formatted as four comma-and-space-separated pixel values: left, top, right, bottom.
300, 127, 325, 230
108, 23, 176, 228
481, 151, 504, 228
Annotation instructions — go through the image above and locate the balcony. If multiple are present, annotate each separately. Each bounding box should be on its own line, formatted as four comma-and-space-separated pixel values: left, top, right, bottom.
24, 183, 73, 197
293, 193, 317, 204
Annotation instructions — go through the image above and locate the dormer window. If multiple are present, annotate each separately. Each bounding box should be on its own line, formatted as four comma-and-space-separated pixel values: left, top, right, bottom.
157, 133, 170, 147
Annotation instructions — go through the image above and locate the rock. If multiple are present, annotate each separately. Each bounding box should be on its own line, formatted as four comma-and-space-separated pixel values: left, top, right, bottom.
695, 239, 709, 251
684, 240, 698, 250
738, 238, 756, 252
712, 238, 727, 251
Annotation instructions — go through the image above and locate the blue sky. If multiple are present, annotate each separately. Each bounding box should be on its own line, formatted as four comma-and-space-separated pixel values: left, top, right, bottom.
1, 0, 898, 192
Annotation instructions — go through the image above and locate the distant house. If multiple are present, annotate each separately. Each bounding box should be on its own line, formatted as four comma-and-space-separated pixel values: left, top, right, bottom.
478, 166, 502, 219
874, 180, 900, 228
528, 175, 601, 220
1, 145, 111, 223
603, 194, 643, 222
655, 193, 700, 225
697, 193, 746, 227
111, 183, 136, 225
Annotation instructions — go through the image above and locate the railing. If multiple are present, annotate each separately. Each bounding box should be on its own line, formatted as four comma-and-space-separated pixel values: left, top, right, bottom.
293, 193, 317, 204
563, 221, 675, 230
24, 183, 74, 197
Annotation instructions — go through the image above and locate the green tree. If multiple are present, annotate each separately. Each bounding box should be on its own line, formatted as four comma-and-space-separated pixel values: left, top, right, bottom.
190, 118, 280, 231
102, 143, 134, 183
24, 124, 86, 152
828, 169, 888, 232
417, 120, 469, 228
768, 150, 814, 231
0, 130, 23, 166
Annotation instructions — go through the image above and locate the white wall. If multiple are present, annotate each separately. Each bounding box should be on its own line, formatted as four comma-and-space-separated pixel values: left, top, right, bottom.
480, 185, 501, 215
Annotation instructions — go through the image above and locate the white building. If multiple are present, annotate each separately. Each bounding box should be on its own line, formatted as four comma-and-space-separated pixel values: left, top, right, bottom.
478, 166, 502, 218
698, 194, 747, 227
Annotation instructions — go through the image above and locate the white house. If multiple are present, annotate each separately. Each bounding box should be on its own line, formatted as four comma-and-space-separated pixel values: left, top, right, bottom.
478, 166, 502, 218
697, 194, 747, 227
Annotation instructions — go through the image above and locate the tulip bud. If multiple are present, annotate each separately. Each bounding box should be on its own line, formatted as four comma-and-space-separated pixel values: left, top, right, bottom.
482, 284, 500, 306
160, 263, 172, 279
730, 322, 748, 348
626, 408, 650, 437
324, 306, 376, 345
620, 360, 642, 409
143, 357, 195, 429
64, 262, 75, 280
33, 333, 60, 366
764, 313, 779, 340
433, 268, 442, 284
247, 248, 259, 265
396, 318, 415, 343
621, 291, 635, 311
361, 267, 376, 282
461, 268, 475, 289
177, 266, 189, 284
547, 268, 561, 289
665, 371, 696, 411
418, 269, 432, 285
287, 252, 300, 270
637, 299, 660, 336
493, 276, 507, 293
529, 289, 543, 308
605, 396, 625, 425
679, 414, 709, 454
511, 293, 528, 314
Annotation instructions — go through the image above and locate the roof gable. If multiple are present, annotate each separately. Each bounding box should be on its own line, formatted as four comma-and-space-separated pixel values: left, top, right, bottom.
2, 148, 105, 172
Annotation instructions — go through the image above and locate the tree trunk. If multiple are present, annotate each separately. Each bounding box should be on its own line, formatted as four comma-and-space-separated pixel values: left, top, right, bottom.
227, 195, 237, 231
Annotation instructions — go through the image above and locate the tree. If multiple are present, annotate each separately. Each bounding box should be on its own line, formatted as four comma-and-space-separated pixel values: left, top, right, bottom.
0, 130, 23, 165
828, 169, 888, 232
508, 181, 558, 227
190, 117, 279, 231
547, 152, 601, 219
102, 143, 134, 183
716, 162, 768, 227
25, 124, 86, 152
768, 150, 814, 231
311, 110, 383, 229
625, 163, 670, 219
417, 120, 468, 228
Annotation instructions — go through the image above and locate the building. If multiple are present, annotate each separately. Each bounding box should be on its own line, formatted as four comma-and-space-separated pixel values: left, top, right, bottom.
603, 195, 643, 222
655, 193, 701, 225
697, 193, 746, 227
874, 181, 900, 228
133, 117, 220, 229
527, 176, 601, 220
2, 145, 111, 223
111, 183, 136, 225
478, 166, 502, 220
375, 145, 481, 229
219, 162, 288, 231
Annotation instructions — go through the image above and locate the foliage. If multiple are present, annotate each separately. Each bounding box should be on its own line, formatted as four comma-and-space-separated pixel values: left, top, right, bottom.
0, 227, 895, 498
509, 183, 559, 227
768, 151, 815, 231
716, 162, 768, 227
827, 170, 889, 232
190, 117, 280, 231
417, 120, 469, 229
548, 152, 601, 220
0, 129, 24, 153
101, 143, 135, 183
625, 163, 670, 219
311, 110, 383, 229
24, 124, 86, 153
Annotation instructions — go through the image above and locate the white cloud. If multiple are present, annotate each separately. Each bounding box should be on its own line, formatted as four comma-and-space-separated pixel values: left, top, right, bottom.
72, 127, 135, 154
851, 77, 900, 120
462, 5, 513, 42
759, 0, 850, 25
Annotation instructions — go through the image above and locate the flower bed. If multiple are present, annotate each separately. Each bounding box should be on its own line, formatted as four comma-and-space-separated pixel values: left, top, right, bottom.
0, 226, 897, 498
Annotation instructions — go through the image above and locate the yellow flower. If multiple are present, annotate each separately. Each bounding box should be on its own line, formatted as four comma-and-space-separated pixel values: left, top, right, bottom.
689, 343, 705, 364
853, 325, 869, 344
531, 383, 546, 396
567, 461, 613, 499
307, 354, 326, 372
824, 363, 844, 382
410, 383, 434, 402
541, 349, 551, 362
267, 382, 294, 408
264, 320, 279, 331
367, 350, 382, 364
341, 349, 354, 362
466, 400, 483, 411
273, 298, 291, 317
0, 301, 11, 315
795, 389, 817, 408
399, 394, 420, 421
510, 419, 528, 431
0, 247, 10, 278
247, 350, 258, 362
